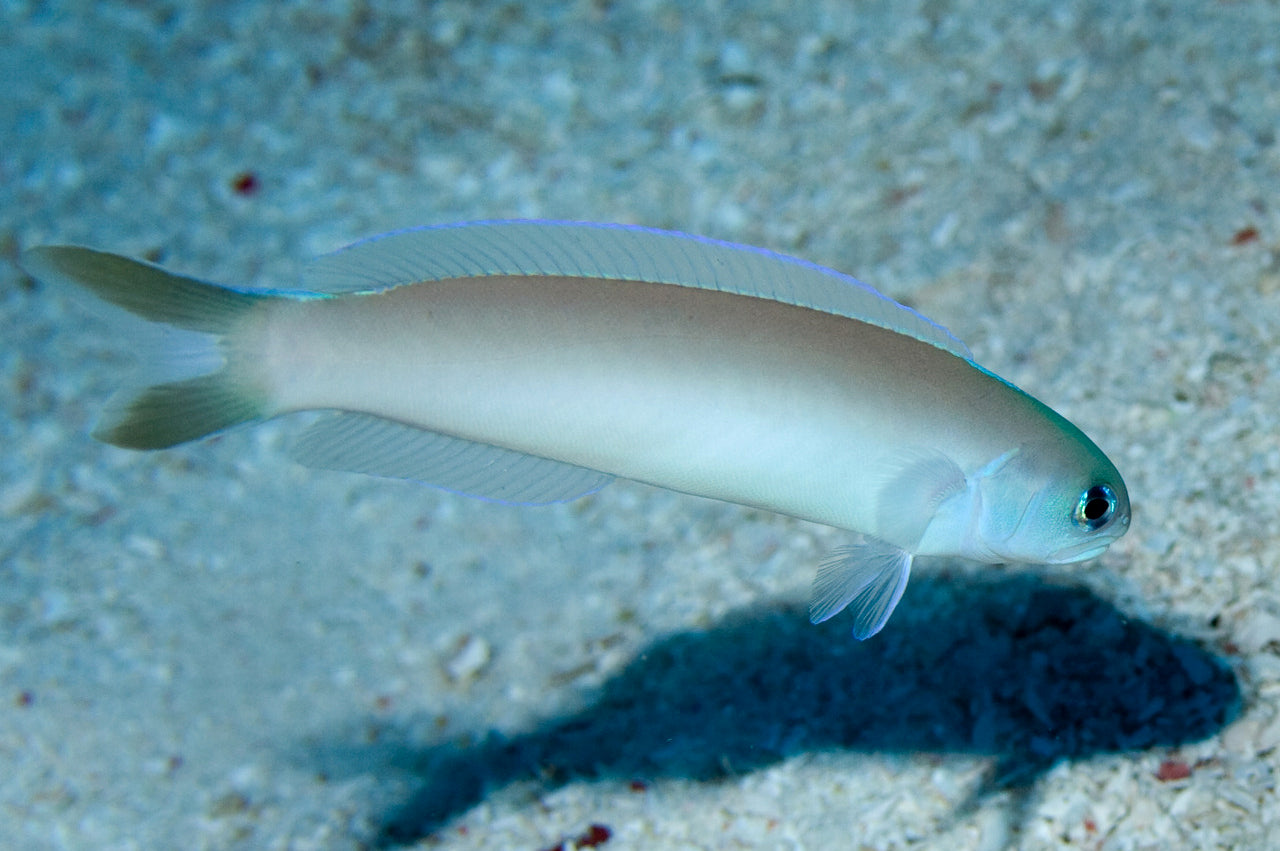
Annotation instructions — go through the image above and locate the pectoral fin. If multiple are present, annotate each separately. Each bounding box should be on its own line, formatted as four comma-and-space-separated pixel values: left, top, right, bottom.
876, 450, 967, 548
809, 539, 913, 640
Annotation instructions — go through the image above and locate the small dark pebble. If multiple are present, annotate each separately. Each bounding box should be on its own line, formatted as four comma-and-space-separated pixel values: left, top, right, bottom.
1156, 759, 1192, 781
579, 824, 612, 847
230, 171, 260, 196
209, 791, 252, 818
539, 823, 612, 851
1231, 226, 1259, 245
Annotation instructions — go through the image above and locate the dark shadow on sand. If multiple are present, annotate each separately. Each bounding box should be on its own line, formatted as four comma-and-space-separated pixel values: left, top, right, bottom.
309, 570, 1240, 846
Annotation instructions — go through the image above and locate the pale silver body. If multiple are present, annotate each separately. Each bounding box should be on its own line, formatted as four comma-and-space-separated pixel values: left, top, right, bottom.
261, 273, 1082, 554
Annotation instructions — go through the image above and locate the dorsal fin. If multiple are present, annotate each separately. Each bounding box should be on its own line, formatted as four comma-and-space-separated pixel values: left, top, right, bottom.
303, 220, 972, 359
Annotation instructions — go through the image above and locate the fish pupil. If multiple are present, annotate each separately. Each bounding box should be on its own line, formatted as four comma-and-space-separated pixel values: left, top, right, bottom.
1077, 484, 1117, 529
1084, 497, 1110, 520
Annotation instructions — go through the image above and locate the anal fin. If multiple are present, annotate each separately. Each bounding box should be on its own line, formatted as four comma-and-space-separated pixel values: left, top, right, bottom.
291, 412, 613, 506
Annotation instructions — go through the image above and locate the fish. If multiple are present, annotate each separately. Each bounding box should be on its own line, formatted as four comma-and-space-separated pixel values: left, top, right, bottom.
20, 220, 1130, 638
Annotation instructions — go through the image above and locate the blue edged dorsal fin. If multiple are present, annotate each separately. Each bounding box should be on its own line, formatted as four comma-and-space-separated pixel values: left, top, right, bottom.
303, 220, 972, 359
809, 539, 913, 640
290, 412, 613, 506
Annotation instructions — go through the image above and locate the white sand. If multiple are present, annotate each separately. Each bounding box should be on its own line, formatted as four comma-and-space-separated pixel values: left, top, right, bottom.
2, 1, 1277, 848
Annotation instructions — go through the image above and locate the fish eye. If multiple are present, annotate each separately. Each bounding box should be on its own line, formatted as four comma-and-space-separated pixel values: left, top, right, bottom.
1074, 484, 1117, 531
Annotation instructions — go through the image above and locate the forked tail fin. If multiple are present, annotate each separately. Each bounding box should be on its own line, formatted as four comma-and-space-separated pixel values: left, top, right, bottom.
20, 246, 273, 449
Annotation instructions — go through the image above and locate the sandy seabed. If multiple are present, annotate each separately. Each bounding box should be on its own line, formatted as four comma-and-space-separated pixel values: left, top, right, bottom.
2, 1, 1279, 848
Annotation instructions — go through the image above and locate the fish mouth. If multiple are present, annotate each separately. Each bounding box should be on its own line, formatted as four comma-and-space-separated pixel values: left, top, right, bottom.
1045, 509, 1131, 564
1045, 540, 1115, 564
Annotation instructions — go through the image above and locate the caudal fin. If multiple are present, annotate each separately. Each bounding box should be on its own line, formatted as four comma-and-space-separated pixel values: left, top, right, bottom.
20, 245, 272, 449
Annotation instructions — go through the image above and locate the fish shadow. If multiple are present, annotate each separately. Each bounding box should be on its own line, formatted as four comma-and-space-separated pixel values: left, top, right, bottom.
314, 570, 1240, 846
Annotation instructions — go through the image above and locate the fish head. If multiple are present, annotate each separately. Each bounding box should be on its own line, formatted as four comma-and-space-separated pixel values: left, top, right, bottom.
971, 439, 1130, 565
